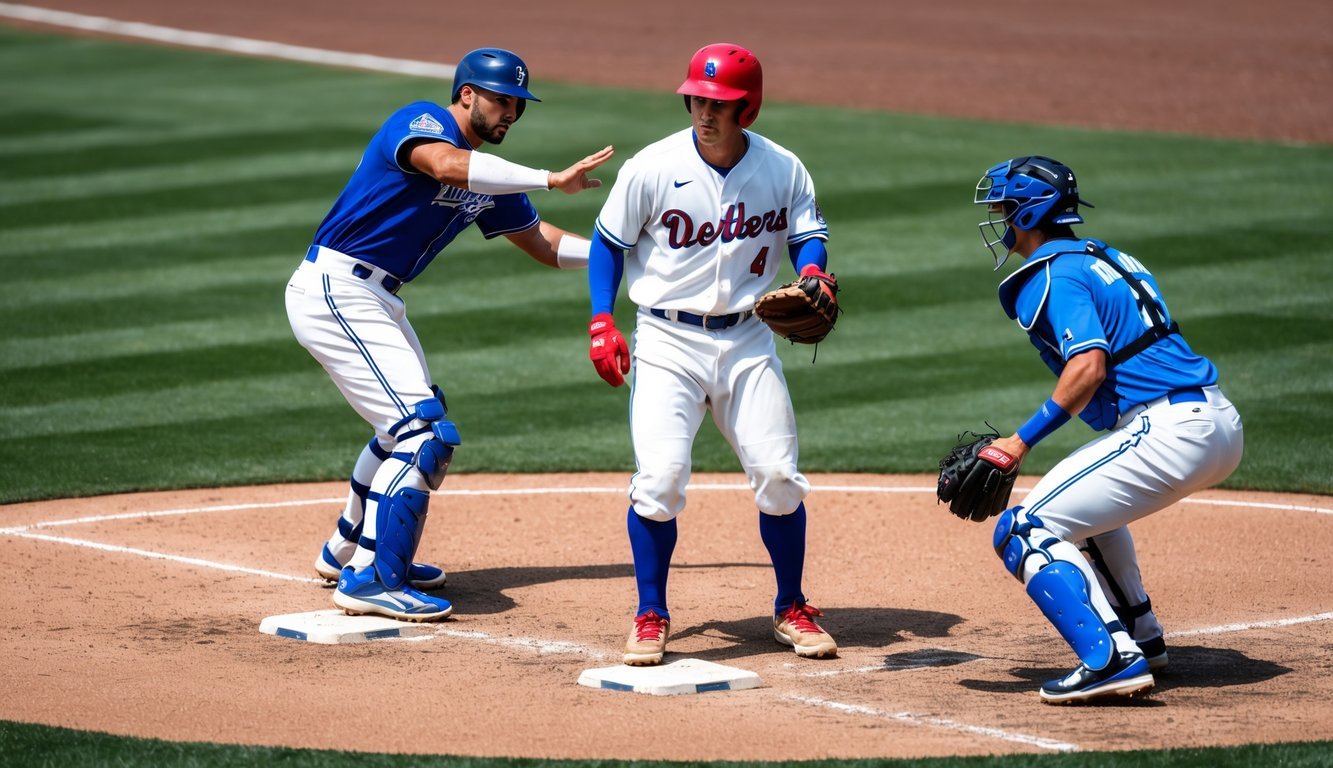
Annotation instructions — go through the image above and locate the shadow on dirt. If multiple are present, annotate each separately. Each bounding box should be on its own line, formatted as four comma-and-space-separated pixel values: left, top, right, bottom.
433, 561, 793, 616
955, 645, 1290, 702
668, 605, 966, 663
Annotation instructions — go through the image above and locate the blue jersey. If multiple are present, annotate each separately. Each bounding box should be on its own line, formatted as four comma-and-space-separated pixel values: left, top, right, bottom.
311, 101, 540, 282
999, 238, 1218, 430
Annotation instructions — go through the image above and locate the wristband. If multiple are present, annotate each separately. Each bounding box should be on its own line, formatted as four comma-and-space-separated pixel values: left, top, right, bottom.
467, 151, 551, 195
556, 236, 590, 269
1016, 398, 1071, 446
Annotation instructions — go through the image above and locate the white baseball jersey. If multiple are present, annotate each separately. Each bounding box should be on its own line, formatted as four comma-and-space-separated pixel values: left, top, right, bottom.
595, 128, 827, 315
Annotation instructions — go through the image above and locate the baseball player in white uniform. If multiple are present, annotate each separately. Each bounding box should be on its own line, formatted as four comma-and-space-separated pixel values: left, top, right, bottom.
586, 43, 838, 665
287, 48, 611, 622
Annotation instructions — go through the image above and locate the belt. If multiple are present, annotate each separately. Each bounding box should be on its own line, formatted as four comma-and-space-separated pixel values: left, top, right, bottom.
650, 308, 752, 330
305, 245, 403, 295
1166, 386, 1207, 405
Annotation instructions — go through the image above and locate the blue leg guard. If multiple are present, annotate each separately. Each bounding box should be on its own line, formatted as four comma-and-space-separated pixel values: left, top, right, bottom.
1026, 562, 1117, 671
389, 396, 462, 491
994, 506, 1124, 671
374, 487, 429, 589
993, 506, 1058, 581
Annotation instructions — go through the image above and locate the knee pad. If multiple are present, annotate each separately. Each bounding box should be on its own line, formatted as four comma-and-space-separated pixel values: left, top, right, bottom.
992, 506, 1060, 582
1026, 562, 1120, 671
390, 396, 462, 491
374, 487, 430, 589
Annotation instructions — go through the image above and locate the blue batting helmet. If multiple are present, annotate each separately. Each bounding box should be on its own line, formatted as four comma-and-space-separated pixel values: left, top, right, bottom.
973, 156, 1094, 269
451, 48, 541, 118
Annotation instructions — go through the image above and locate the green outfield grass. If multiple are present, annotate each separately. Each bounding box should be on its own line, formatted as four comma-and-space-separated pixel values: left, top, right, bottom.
1, 720, 1331, 768
0, 26, 1330, 767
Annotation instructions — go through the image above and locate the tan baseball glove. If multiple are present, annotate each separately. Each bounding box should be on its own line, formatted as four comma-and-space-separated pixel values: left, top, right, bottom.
754, 267, 840, 344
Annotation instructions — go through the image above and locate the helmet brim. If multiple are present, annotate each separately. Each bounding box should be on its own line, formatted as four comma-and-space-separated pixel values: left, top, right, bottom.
676, 80, 748, 102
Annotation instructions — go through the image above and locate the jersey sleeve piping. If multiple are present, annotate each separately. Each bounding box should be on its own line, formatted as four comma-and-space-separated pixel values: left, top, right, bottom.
482, 212, 540, 239
595, 219, 636, 250
787, 229, 829, 245
1065, 338, 1111, 358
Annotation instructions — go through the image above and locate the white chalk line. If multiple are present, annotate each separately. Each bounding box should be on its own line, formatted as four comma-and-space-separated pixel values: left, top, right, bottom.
3, 529, 322, 583
1167, 611, 1333, 637
0, 3, 456, 79
3, 2, 1325, 752
783, 695, 1079, 753
4, 481, 1329, 753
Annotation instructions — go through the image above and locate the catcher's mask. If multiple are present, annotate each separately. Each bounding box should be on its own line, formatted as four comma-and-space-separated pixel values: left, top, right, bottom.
973, 155, 1094, 270
676, 43, 763, 127
451, 48, 541, 120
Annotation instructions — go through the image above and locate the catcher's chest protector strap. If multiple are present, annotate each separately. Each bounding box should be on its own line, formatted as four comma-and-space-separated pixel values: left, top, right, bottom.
1084, 243, 1180, 366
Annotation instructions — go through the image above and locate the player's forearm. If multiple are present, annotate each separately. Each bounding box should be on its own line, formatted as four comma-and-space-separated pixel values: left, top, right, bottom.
1051, 349, 1107, 415
1011, 350, 1106, 450
789, 238, 828, 273
589, 232, 625, 315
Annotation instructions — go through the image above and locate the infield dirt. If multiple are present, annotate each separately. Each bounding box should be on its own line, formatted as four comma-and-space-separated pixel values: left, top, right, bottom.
3, 0, 1332, 760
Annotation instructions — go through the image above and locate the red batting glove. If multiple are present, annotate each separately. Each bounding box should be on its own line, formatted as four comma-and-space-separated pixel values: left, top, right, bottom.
589, 312, 630, 387
798, 263, 833, 280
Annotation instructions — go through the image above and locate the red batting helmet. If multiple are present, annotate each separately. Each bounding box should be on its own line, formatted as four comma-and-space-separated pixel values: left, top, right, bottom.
676, 44, 763, 127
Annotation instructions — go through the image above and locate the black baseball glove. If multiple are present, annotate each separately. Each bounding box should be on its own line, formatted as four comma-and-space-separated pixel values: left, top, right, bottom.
753, 270, 840, 344
936, 431, 1019, 523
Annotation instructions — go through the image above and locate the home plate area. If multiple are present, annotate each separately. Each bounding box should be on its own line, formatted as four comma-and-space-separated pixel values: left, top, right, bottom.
578, 659, 762, 696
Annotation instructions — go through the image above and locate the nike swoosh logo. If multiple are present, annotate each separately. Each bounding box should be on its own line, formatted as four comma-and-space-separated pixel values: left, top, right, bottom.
673, 180, 693, 188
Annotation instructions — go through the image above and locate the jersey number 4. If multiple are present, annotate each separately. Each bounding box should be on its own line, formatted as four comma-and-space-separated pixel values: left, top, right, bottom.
749, 246, 769, 276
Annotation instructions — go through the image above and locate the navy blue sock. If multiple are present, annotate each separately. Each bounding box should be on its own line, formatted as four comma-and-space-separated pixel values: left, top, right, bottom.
627, 507, 676, 619
760, 502, 807, 613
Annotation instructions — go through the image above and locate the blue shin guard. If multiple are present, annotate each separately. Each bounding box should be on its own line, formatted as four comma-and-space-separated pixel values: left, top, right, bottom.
1026, 561, 1117, 671
374, 488, 430, 589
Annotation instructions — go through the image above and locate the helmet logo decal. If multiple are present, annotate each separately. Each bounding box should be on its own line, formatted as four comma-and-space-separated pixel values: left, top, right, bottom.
515, 65, 527, 86
704, 60, 717, 78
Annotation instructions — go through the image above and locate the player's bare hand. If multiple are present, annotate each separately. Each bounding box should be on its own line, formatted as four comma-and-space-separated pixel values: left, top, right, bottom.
550, 145, 615, 195
991, 434, 1029, 467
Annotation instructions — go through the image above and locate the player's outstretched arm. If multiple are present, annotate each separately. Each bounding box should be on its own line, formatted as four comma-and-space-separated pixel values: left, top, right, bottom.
504, 221, 590, 269
548, 145, 615, 195
408, 141, 612, 196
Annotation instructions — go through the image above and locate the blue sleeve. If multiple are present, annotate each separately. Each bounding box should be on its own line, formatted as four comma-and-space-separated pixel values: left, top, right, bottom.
788, 238, 828, 273
589, 231, 625, 316
1030, 335, 1065, 377
476, 193, 540, 239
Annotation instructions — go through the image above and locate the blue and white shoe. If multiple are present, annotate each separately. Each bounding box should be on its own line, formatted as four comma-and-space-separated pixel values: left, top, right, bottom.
1039, 651, 1154, 704
332, 566, 453, 622
315, 544, 447, 591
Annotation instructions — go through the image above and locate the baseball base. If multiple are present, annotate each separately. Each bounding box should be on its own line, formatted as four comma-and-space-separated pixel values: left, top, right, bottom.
578, 658, 762, 696
260, 609, 434, 644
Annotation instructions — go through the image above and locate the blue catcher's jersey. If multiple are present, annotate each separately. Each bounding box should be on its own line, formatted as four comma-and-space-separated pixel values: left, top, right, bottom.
311, 101, 540, 282
998, 238, 1218, 430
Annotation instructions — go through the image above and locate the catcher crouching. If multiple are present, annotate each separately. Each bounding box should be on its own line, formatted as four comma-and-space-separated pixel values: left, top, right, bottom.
936, 155, 1243, 706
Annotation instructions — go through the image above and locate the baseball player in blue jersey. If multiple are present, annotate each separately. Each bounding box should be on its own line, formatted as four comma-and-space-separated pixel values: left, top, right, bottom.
286, 48, 612, 622
971, 156, 1244, 703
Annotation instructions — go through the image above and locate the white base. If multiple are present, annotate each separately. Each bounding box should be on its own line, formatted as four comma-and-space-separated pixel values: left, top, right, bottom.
259, 609, 433, 644
577, 658, 762, 695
